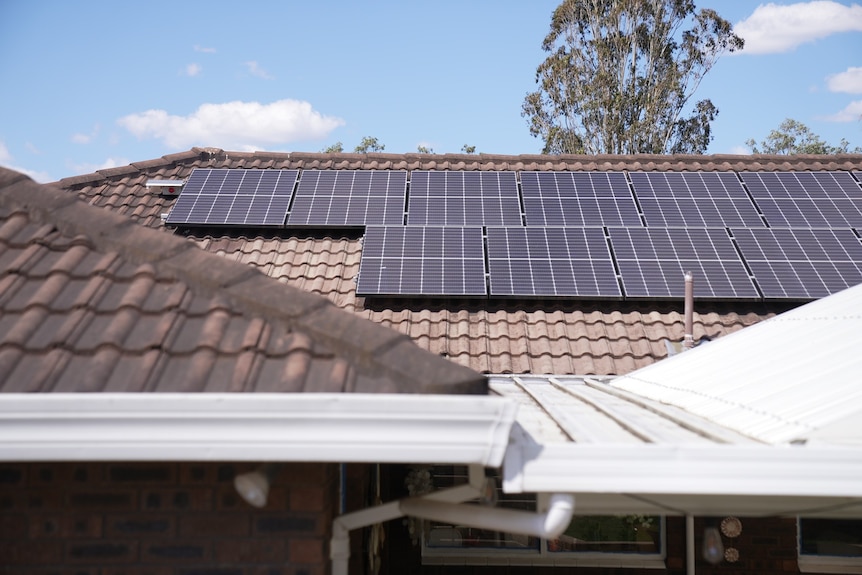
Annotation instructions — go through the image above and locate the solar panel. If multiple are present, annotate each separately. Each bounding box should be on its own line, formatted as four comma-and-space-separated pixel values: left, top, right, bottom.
732, 228, 862, 299
486, 227, 621, 297
740, 172, 862, 228
287, 170, 406, 226
406, 171, 522, 226
356, 226, 487, 296
630, 172, 764, 228
521, 171, 642, 227
166, 169, 298, 226
608, 227, 759, 299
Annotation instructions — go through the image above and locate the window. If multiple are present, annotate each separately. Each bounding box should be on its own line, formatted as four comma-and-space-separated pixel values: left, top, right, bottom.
798, 518, 862, 574
418, 466, 665, 568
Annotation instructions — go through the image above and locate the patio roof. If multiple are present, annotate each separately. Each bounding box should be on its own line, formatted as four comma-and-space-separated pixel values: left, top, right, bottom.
493, 282, 862, 517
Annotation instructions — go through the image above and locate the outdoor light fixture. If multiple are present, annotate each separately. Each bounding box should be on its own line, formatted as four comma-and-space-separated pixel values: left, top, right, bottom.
702, 524, 725, 565
234, 463, 282, 508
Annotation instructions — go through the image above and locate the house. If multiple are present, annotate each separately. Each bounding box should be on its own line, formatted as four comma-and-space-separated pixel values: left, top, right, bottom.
3, 150, 862, 575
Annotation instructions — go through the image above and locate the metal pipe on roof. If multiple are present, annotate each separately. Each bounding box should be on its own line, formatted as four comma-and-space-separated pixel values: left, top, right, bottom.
684, 271, 695, 349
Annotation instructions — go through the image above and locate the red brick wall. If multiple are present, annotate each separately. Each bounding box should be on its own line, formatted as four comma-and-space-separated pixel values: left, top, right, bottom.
0, 462, 351, 575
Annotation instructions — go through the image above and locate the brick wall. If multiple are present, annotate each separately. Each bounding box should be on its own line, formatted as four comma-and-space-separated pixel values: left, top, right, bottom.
0, 462, 354, 575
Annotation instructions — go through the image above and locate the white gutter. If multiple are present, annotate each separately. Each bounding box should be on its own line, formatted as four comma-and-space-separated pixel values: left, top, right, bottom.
330, 466, 574, 575
0, 393, 517, 466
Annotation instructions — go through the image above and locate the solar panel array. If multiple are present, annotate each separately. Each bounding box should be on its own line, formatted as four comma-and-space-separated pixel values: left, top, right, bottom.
406, 171, 521, 226
287, 170, 406, 226
165, 168, 862, 301
166, 169, 298, 226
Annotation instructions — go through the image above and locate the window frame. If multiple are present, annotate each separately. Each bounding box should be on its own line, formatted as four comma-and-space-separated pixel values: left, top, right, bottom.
798, 517, 862, 574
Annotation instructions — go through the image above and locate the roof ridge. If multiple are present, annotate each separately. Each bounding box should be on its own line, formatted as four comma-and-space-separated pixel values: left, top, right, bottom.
54, 148, 862, 188
0, 167, 486, 394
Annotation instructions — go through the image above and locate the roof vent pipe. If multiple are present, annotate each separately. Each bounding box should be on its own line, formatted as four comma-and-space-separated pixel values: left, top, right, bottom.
683, 271, 694, 349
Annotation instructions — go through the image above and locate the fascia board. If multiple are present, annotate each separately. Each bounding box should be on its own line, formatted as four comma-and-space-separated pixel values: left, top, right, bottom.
0, 393, 517, 466
503, 442, 862, 516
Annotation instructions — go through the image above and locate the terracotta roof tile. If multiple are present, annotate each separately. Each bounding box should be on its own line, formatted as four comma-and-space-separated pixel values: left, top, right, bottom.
1, 168, 487, 395
51, 149, 859, 375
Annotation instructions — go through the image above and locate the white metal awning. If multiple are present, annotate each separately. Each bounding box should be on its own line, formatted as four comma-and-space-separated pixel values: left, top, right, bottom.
492, 282, 862, 518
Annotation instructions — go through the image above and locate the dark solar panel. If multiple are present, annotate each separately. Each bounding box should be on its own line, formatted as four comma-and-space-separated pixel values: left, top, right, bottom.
521, 171, 642, 227
287, 170, 406, 226
740, 172, 862, 228
356, 226, 487, 296
608, 227, 759, 299
486, 227, 620, 297
406, 171, 522, 226
166, 169, 298, 226
732, 227, 862, 299
630, 172, 764, 228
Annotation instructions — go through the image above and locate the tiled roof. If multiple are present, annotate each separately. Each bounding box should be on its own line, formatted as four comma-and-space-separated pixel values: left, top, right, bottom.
0, 167, 487, 394
59, 148, 862, 375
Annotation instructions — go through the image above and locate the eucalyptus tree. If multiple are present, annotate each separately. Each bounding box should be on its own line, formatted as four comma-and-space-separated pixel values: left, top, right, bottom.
523, 0, 743, 154
746, 118, 861, 155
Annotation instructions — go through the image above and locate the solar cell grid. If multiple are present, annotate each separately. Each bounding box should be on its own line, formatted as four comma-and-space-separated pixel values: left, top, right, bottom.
521, 171, 641, 227
165, 168, 298, 226
630, 172, 764, 228
732, 228, 862, 299
740, 172, 862, 228
486, 227, 620, 297
608, 227, 759, 299
407, 171, 521, 226
356, 226, 486, 296
287, 170, 406, 226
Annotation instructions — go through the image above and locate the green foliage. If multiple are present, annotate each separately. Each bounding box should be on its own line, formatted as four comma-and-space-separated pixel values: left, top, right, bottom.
354, 136, 385, 153
523, 0, 743, 154
321, 141, 344, 153
746, 118, 861, 154
461, 144, 477, 154
417, 145, 434, 154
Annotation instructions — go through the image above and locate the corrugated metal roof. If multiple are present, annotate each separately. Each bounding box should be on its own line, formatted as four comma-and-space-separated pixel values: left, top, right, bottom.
609, 281, 862, 446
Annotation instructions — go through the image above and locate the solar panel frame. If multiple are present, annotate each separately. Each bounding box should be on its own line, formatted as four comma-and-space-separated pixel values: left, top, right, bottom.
608, 227, 760, 299
486, 226, 621, 298
165, 169, 298, 227
406, 171, 522, 226
356, 226, 487, 296
629, 172, 764, 228
740, 172, 862, 228
732, 227, 862, 299
520, 171, 642, 227
287, 170, 407, 227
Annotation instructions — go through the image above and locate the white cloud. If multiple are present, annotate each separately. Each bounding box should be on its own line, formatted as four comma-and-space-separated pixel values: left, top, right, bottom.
827, 67, 862, 93
117, 99, 345, 150
71, 157, 131, 175
0, 140, 52, 182
821, 99, 862, 121
184, 63, 202, 77
244, 61, 273, 79
735, 1, 862, 54
194, 44, 216, 54
71, 124, 100, 145
729, 145, 753, 155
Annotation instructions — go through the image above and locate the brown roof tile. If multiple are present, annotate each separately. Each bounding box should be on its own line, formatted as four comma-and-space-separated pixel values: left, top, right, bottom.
0, 167, 486, 394
54, 148, 855, 375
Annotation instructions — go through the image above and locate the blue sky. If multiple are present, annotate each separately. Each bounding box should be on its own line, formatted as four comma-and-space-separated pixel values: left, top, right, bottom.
1, 1, 861, 182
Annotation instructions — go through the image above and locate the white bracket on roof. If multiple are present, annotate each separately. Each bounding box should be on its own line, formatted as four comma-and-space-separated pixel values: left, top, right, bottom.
145, 179, 185, 197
